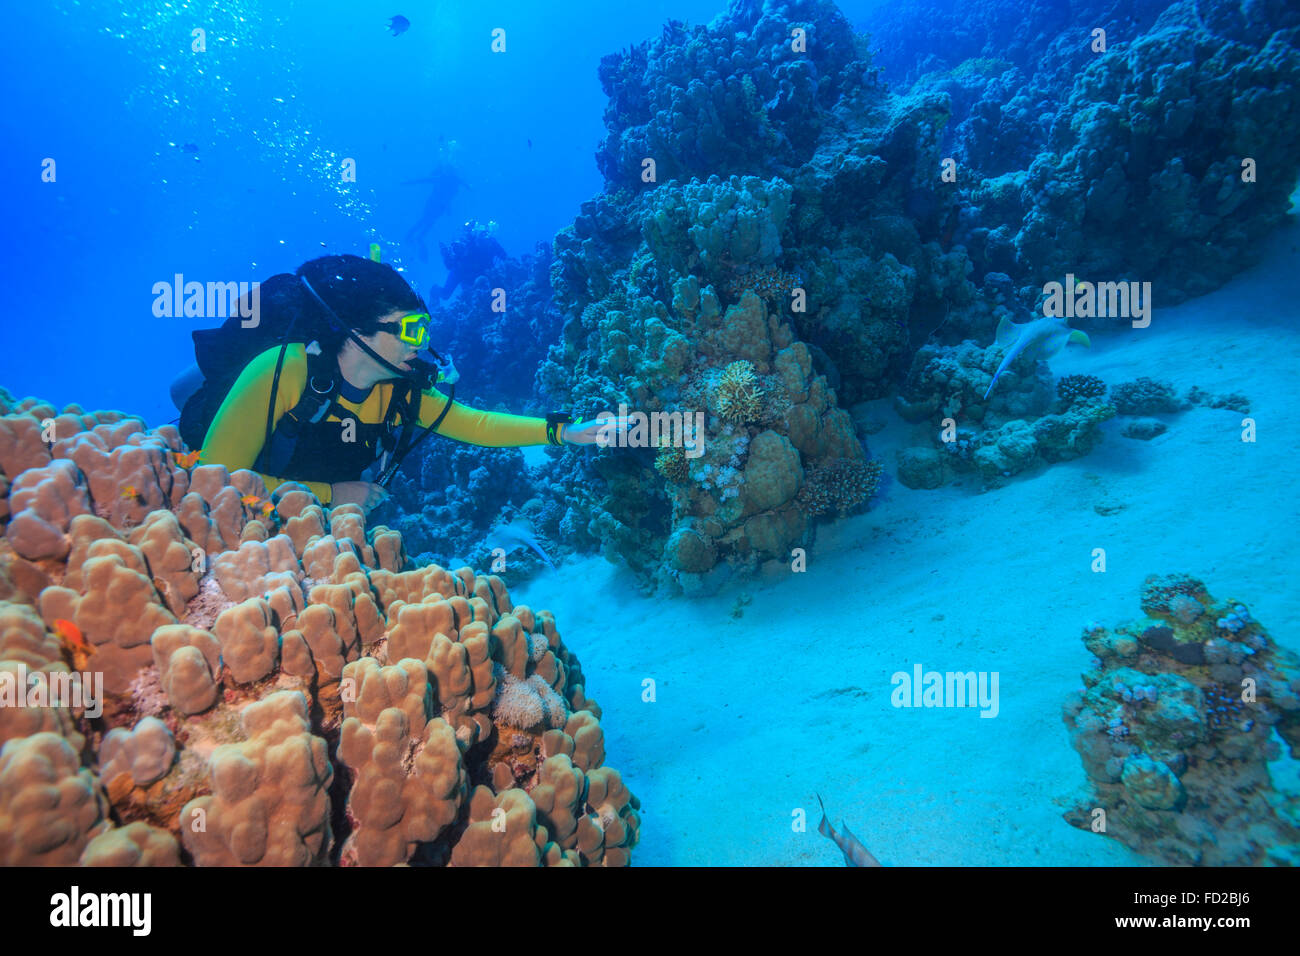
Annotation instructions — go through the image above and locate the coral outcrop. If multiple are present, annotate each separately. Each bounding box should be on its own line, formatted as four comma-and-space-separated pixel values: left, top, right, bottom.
1063, 575, 1300, 865
0, 386, 639, 866
894, 339, 1115, 488
541, 171, 881, 594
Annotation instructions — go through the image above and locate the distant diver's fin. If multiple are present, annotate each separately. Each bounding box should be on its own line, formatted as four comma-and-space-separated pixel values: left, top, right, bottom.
369, 242, 382, 262
994, 316, 1020, 349
1069, 329, 1091, 348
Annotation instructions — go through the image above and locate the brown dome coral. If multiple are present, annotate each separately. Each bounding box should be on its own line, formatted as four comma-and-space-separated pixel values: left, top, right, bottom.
0, 387, 640, 867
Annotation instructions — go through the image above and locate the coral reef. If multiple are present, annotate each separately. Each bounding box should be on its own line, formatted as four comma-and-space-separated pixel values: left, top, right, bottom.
541, 168, 874, 594
0, 387, 639, 866
425, 244, 563, 413
374, 441, 552, 578
1110, 377, 1185, 417
1063, 575, 1300, 865
1056, 374, 1107, 406
520, 0, 1300, 586
595, 1, 873, 187
1009, 1, 1300, 306
871, 0, 1300, 307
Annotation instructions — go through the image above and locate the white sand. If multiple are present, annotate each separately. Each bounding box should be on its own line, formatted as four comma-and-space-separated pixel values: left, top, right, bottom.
514, 212, 1300, 865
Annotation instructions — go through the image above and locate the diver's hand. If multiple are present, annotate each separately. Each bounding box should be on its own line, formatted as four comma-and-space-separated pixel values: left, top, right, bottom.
562, 416, 633, 447
330, 481, 389, 512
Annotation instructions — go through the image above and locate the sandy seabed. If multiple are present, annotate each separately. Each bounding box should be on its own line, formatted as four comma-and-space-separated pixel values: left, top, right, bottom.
516, 212, 1300, 866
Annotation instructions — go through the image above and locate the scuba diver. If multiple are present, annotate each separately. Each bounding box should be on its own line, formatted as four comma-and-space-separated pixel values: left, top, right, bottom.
433, 219, 507, 303
174, 253, 625, 512
403, 140, 467, 262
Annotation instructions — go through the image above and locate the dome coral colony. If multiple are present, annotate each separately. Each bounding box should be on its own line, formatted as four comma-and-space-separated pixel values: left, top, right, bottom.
0, 388, 639, 866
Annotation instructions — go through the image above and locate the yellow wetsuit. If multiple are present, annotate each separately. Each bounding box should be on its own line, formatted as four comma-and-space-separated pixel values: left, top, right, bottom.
200, 344, 555, 503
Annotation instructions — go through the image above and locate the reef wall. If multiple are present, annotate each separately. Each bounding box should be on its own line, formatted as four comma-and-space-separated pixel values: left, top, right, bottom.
522, 0, 1298, 593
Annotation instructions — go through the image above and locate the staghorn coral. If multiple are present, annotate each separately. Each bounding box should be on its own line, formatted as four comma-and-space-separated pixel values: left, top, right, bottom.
713, 360, 765, 424
0, 390, 640, 867
1064, 575, 1300, 865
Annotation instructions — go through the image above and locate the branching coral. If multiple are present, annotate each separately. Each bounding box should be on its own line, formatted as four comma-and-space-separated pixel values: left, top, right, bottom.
796, 459, 883, 517
714, 361, 764, 423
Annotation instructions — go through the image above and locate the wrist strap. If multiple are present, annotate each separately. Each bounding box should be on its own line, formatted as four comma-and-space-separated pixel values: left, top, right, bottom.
546, 412, 573, 446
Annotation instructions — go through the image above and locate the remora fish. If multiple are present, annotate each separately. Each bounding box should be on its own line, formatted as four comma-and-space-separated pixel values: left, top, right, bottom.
983, 314, 1091, 399
489, 518, 557, 571
816, 794, 883, 867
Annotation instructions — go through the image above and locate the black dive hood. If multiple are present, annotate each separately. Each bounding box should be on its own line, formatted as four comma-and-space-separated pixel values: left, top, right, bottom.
297, 272, 448, 383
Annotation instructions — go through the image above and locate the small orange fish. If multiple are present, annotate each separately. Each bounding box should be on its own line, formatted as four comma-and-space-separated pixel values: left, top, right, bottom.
120, 485, 143, 503
240, 494, 262, 507
52, 618, 95, 659
260, 500, 275, 518
174, 449, 202, 468
52, 618, 83, 645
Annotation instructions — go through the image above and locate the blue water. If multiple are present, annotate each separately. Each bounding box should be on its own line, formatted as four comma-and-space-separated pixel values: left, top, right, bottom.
1, 0, 777, 420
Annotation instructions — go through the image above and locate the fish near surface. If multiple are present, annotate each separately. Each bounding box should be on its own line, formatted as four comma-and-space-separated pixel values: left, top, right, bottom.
816, 794, 882, 867
983, 314, 1091, 400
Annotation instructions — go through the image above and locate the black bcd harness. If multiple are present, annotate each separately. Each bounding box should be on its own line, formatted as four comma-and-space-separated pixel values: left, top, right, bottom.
253, 274, 458, 490
254, 348, 455, 489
